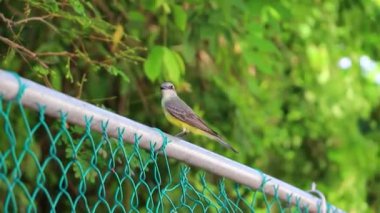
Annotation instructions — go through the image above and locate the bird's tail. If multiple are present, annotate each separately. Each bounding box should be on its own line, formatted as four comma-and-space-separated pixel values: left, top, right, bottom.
213, 136, 238, 153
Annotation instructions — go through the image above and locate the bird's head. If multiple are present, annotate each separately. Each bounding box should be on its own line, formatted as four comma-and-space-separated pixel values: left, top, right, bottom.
160, 82, 177, 98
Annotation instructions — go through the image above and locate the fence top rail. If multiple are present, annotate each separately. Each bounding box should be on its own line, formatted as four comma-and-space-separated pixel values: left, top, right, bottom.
0, 69, 344, 213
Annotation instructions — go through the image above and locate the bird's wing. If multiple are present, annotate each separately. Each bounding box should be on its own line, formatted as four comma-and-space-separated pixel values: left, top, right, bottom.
165, 97, 238, 153
164, 97, 218, 136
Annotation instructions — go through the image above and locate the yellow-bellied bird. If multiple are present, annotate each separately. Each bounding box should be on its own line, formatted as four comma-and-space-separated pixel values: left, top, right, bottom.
160, 82, 237, 153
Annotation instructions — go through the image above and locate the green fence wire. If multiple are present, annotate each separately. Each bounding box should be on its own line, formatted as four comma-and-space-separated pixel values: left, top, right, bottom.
0, 71, 342, 212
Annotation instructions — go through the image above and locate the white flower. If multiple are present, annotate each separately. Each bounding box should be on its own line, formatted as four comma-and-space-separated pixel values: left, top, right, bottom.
338, 57, 352, 70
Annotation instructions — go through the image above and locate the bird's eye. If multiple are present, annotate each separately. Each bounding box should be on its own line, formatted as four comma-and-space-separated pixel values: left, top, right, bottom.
170, 85, 174, 89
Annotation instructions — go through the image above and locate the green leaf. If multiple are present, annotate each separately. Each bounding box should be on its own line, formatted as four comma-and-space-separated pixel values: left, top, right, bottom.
128, 11, 145, 22
173, 5, 187, 31
118, 71, 130, 83
65, 58, 74, 83
41, 0, 59, 12
51, 69, 62, 90
33, 65, 50, 75
107, 66, 130, 83
254, 37, 278, 53
68, 0, 86, 16
172, 50, 185, 74
244, 52, 271, 73
144, 46, 165, 82
163, 48, 184, 83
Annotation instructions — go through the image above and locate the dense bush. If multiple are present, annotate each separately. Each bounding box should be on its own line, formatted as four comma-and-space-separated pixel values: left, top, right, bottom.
1, 0, 379, 211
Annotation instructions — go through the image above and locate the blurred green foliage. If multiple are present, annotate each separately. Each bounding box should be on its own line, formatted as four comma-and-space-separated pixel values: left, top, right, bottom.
1, 0, 380, 211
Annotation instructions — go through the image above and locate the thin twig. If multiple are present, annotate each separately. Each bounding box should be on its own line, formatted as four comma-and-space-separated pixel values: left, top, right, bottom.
0, 35, 37, 59
42, 76, 53, 88
37, 51, 78, 58
0, 13, 13, 28
15, 15, 58, 32
86, 96, 118, 102
0, 13, 57, 32
0, 35, 50, 78
76, 72, 87, 99
14, 14, 51, 25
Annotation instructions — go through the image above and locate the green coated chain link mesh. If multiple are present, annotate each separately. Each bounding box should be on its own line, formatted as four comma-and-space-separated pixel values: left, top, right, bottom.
0, 76, 325, 212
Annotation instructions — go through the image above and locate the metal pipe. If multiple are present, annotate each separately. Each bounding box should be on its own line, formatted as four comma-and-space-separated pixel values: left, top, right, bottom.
0, 69, 344, 212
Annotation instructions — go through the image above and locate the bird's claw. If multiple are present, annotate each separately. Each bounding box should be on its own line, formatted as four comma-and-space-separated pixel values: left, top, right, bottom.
175, 130, 188, 137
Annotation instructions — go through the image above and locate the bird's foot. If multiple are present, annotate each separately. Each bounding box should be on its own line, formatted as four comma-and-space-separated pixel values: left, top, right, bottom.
175, 129, 188, 138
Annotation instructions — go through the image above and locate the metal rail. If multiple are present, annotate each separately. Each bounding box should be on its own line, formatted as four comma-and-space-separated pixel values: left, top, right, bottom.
0, 69, 344, 213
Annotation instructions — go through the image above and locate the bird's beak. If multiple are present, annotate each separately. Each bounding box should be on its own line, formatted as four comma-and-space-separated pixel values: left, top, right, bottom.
160, 85, 165, 90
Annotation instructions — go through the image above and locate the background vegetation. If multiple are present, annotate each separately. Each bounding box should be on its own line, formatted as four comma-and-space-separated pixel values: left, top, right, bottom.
1, 0, 380, 211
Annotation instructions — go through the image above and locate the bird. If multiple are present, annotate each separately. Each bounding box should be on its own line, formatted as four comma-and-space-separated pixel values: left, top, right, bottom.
160, 82, 238, 153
